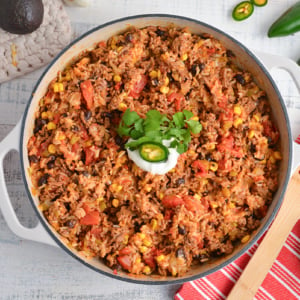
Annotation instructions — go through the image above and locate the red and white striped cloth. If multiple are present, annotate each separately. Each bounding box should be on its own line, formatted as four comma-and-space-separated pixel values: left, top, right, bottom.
175, 219, 300, 300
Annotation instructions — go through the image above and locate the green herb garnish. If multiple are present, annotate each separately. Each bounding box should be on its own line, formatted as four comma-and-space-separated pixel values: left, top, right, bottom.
117, 109, 202, 155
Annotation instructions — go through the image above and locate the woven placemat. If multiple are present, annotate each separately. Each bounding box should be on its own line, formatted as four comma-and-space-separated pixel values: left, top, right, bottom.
0, 0, 72, 83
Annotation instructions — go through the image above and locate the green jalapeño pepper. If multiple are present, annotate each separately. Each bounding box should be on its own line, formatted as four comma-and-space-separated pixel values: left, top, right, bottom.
139, 142, 169, 162
268, 2, 300, 37
232, 1, 254, 21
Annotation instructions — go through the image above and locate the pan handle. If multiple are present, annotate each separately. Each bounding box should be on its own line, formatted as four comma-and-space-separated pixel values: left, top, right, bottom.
0, 121, 57, 247
255, 51, 300, 171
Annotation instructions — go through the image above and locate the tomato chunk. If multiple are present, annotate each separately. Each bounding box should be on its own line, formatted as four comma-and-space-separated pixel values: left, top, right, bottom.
84, 147, 95, 165
129, 74, 148, 98
167, 92, 185, 111
80, 80, 94, 110
117, 255, 132, 271
192, 160, 209, 177
162, 195, 184, 208
80, 210, 100, 225
183, 195, 203, 212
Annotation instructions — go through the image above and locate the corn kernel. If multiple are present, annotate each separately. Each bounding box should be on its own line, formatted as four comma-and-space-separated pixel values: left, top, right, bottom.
194, 194, 201, 200
144, 185, 152, 192
241, 234, 250, 244
70, 135, 80, 145
157, 70, 161, 79
135, 257, 141, 264
156, 255, 165, 262
143, 238, 152, 247
150, 219, 158, 231
53, 82, 64, 93
229, 202, 235, 209
113, 74, 121, 82
273, 151, 282, 160
123, 234, 129, 245
41, 112, 48, 119
171, 269, 178, 277
233, 105, 242, 115
190, 116, 199, 121
143, 266, 151, 275
160, 86, 169, 94
230, 171, 238, 177
112, 199, 119, 207
138, 233, 146, 240
164, 76, 169, 86
99, 201, 107, 212
47, 122, 56, 130
149, 70, 158, 78
84, 140, 92, 147
233, 118, 243, 128
48, 144, 56, 154
253, 114, 260, 122
117, 46, 123, 52
139, 246, 148, 253
206, 143, 216, 151
159, 192, 164, 200
269, 155, 276, 164
222, 188, 230, 198
211, 203, 218, 209
181, 53, 188, 61
223, 121, 233, 131
248, 130, 255, 139
118, 102, 127, 111
209, 162, 218, 172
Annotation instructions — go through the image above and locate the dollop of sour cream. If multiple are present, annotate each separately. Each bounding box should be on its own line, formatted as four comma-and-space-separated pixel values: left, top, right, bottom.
127, 139, 180, 175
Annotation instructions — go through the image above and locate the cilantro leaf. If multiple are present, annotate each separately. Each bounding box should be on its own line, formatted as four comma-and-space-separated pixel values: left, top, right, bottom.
123, 109, 141, 126
173, 112, 184, 128
183, 110, 194, 120
186, 120, 202, 134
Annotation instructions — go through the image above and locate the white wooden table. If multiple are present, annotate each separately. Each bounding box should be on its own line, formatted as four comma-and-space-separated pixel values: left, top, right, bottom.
1, 1, 299, 299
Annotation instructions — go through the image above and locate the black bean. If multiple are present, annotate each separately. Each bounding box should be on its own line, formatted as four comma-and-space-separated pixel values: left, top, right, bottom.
125, 33, 134, 43
205, 154, 212, 161
114, 135, 124, 146
152, 78, 159, 86
176, 248, 186, 258
226, 49, 235, 58
155, 28, 166, 36
38, 174, 49, 186
191, 64, 198, 76
250, 143, 256, 153
202, 191, 208, 196
84, 110, 92, 121
235, 74, 246, 85
82, 171, 90, 177
47, 161, 55, 169
102, 111, 113, 118
176, 178, 185, 186
134, 221, 141, 233
71, 125, 79, 132
28, 155, 38, 163
64, 219, 76, 228
33, 118, 47, 134
178, 225, 186, 235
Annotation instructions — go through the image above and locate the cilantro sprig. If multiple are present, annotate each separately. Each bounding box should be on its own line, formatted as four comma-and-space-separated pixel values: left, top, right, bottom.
117, 109, 202, 154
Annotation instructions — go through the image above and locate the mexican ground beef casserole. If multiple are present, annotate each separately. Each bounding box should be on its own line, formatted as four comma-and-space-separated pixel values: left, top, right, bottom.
27, 26, 281, 277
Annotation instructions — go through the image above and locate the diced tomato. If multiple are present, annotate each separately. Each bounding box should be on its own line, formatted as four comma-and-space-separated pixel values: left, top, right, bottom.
71, 142, 80, 153
164, 209, 173, 220
219, 109, 233, 122
53, 113, 60, 125
80, 80, 94, 110
90, 227, 102, 239
80, 210, 100, 225
262, 121, 279, 144
183, 195, 203, 212
231, 147, 244, 158
217, 96, 228, 109
192, 160, 208, 177
114, 82, 122, 91
218, 159, 232, 172
119, 247, 132, 256
161, 195, 184, 208
167, 92, 185, 111
129, 74, 148, 98
143, 255, 156, 269
117, 255, 132, 271
84, 147, 95, 165
217, 135, 234, 152
80, 126, 89, 141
